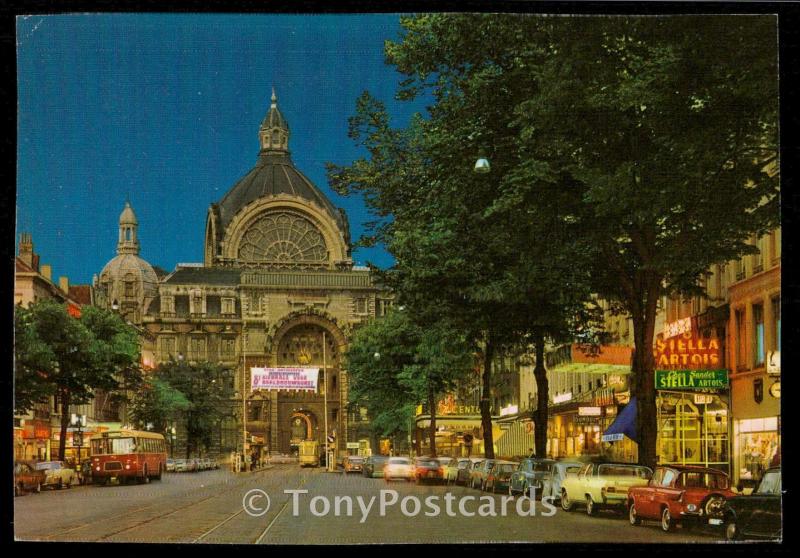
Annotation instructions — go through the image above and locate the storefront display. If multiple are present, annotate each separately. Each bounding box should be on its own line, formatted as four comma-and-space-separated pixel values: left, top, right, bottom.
736, 417, 780, 487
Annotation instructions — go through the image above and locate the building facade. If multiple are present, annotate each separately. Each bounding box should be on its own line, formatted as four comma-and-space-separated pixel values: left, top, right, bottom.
140, 90, 390, 459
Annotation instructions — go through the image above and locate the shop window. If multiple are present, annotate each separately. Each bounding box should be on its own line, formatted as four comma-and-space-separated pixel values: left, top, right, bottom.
753, 304, 765, 367
657, 392, 729, 473
737, 418, 779, 485
771, 297, 780, 351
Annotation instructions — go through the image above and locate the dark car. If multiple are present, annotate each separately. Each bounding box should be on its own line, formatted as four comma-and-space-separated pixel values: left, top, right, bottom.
509, 458, 555, 497
414, 457, 446, 484
485, 461, 518, 493
14, 461, 47, 496
362, 455, 389, 478
720, 467, 781, 541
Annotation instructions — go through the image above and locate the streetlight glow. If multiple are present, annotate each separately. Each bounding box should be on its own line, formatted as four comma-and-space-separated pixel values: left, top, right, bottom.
474, 157, 491, 173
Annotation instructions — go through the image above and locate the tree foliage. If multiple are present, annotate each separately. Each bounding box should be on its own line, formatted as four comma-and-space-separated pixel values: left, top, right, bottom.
14, 300, 143, 459
345, 310, 473, 455
333, 14, 778, 466
131, 359, 233, 457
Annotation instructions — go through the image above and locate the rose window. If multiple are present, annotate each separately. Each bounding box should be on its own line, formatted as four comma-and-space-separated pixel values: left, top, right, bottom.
237, 212, 327, 264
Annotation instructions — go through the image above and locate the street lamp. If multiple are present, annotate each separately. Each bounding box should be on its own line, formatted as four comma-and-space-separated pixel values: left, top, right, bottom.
70, 413, 87, 468
169, 426, 177, 458
474, 156, 491, 174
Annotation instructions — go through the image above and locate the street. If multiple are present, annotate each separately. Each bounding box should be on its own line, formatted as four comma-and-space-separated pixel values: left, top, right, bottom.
14, 464, 726, 544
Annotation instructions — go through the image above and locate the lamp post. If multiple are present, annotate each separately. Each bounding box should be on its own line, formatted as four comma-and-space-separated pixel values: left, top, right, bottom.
169, 425, 176, 458
70, 413, 86, 469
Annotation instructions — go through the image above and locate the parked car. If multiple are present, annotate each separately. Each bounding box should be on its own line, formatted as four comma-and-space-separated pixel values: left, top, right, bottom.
210, 458, 220, 469
362, 455, 389, 478
561, 461, 652, 515
34, 461, 77, 490
166, 458, 176, 472
14, 461, 47, 496
509, 458, 555, 497
455, 458, 484, 486
485, 461, 518, 493
720, 467, 781, 541
469, 459, 497, 490
414, 456, 446, 484
343, 456, 365, 474
541, 460, 583, 503
384, 457, 415, 481
628, 466, 735, 532
444, 458, 473, 485
174, 458, 191, 472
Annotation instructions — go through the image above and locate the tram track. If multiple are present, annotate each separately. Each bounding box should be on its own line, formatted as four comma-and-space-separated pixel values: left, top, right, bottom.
193, 467, 310, 544
37, 465, 287, 542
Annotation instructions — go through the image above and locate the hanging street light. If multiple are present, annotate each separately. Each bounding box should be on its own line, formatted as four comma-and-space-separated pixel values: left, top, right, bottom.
474, 156, 491, 174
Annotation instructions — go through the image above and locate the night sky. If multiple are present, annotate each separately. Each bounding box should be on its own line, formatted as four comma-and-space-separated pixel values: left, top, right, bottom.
16, 14, 429, 284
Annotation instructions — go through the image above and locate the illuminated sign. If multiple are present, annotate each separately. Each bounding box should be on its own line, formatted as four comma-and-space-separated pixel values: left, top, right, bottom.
578, 406, 602, 416
251, 367, 319, 392
663, 317, 692, 339
694, 394, 714, 405
655, 369, 729, 390
653, 332, 721, 369
553, 392, 572, 404
500, 404, 519, 417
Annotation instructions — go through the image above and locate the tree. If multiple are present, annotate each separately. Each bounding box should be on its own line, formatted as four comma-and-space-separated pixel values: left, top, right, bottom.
141, 360, 233, 458
129, 376, 190, 434
372, 14, 778, 468
14, 300, 142, 460
344, 309, 473, 456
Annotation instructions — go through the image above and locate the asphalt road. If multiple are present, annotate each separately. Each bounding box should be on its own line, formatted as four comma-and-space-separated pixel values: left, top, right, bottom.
14, 464, 729, 544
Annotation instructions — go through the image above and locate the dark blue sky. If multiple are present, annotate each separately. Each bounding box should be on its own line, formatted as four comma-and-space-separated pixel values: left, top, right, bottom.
16, 14, 428, 284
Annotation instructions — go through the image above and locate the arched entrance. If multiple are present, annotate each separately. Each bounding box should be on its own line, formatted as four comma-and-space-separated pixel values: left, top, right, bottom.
269, 312, 347, 455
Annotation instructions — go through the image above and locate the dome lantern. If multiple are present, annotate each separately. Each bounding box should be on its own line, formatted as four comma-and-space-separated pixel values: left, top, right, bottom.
259, 87, 290, 154
117, 201, 140, 255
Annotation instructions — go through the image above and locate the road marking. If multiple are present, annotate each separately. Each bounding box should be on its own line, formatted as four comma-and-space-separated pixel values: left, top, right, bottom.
253, 472, 307, 544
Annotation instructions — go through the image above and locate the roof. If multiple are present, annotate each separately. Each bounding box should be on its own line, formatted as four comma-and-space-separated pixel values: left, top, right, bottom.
68, 285, 93, 305
164, 267, 242, 285
216, 151, 347, 234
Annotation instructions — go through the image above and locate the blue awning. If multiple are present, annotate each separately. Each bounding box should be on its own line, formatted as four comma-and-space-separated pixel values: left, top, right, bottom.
602, 397, 637, 443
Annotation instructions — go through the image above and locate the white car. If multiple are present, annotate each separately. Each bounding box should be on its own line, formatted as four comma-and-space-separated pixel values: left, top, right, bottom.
34, 461, 77, 489
541, 461, 583, 502
384, 457, 415, 481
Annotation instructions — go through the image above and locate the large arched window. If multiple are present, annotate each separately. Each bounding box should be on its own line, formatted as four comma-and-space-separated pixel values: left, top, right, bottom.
237, 211, 328, 265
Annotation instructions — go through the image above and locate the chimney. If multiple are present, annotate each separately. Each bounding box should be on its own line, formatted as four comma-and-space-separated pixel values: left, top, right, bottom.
59, 276, 69, 293
18, 233, 34, 268
41, 264, 52, 281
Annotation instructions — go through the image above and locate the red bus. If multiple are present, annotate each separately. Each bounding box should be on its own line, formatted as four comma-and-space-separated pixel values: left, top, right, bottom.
89, 430, 167, 485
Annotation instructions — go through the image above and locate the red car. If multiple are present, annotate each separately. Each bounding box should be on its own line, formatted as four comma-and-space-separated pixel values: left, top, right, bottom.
627, 465, 736, 532
414, 457, 446, 484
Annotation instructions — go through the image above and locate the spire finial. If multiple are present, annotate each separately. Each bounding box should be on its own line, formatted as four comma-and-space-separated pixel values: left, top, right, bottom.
271, 87, 277, 108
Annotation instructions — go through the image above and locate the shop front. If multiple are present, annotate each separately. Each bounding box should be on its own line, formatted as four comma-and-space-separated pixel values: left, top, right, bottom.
18, 419, 51, 461
548, 389, 618, 460
731, 371, 780, 488
654, 325, 732, 475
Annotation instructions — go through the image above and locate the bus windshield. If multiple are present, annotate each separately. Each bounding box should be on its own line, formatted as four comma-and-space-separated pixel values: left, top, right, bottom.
91, 437, 136, 455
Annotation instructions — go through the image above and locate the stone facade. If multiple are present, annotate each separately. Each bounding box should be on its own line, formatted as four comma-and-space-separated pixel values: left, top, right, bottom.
140, 91, 391, 458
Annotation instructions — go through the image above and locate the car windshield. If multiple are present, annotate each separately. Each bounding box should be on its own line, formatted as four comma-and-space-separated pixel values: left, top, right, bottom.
34, 462, 61, 470
598, 464, 652, 478
388, 458, 409, 464
533, 462, 553, 472
496, 464, 516, 473
417, 460, 438, 467
757, 471, 781, 495
679, 471, 729, 489
349, 457, 364, 462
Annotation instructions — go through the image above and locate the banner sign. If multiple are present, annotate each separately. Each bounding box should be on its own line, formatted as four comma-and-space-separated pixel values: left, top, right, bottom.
602, 433, 624, 442
251, 367, 319, 391
655, 369, 729, 390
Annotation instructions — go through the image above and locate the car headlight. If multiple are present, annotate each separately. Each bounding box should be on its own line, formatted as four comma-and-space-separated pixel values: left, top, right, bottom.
687, 504, 697, 512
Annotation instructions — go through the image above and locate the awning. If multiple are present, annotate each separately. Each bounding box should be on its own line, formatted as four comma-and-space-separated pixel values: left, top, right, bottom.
602, 397, 637, 443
